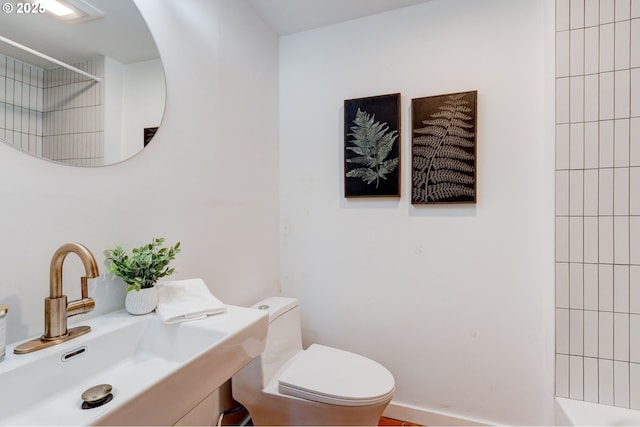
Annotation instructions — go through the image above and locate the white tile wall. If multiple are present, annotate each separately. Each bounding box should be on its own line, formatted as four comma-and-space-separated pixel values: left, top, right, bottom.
0, 54, 43, 156
42, 57, 104, 166
556, 0, 640, 410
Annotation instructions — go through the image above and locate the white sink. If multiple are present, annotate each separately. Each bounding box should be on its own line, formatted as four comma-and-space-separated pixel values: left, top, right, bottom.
0, 306, 268, 426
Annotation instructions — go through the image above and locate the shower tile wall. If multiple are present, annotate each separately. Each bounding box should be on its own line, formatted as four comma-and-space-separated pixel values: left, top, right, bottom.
555, 0, 640, 409
0, 54, 104, 166
0, 54, 44, 157
42, 57, 104, 167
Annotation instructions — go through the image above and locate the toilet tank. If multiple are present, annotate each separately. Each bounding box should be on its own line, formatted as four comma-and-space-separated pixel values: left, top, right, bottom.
251, 297, 303, 385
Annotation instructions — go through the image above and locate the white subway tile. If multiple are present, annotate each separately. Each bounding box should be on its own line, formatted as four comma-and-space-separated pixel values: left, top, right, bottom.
616, 21, 631, 70
633, 19, 640, 68
601, 23, 615, 71
557, 30, 570, 77
631, 363, 640, 410
558, 0, 571, 30
616, 0, 631, 21
557, 262, 570, 308
632, 68, 640, 117
614, 216, 630, 264
584, 26, 599, 73
630, 217, 640, 264
570, 309, 585, 355
570, 169, 584, 215
599, 168, 614, 214
584, 122, 599, 169
631, 267, 640, 314
601, 0, 616, 23
615, 265, 631, 314
616, 361, 631, 407
631, 168, 640, 214
585, 310, 599, 358
616, 70, 631, 119
558, 124, 571, 169
600, 359, 615, 405
570, 262, 585, 309
570, 122, 585, 169
570, 356, 585, 400
585, 0, 600, 26
601, 120, 615, 167
557, 171, 570, 215
557, 354, 570, 398
570, 29, 585, 76
600, 216, 615, 264
614, 168, 630, 215
631, 315, 640, 362
584, 75, 599, 122
634, 0, 640, 17
600, 72, 615, 120
557, 217, 570, 263
601, 311, 615, 359
584, 217, 599, 263
583, 168, 599, 215
570, 0, 585, 28
584, 356, 599, 402
570, 217, 584, 262
616, 119, 631, 167
570, 76, 585, 122
584, 263, 599, 310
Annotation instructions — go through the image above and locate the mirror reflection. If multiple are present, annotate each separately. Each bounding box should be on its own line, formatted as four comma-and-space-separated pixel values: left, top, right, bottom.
0, 0, 165, 167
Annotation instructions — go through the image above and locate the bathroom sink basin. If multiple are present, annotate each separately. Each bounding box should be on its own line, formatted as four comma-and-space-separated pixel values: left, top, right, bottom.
0, 306, 268, 425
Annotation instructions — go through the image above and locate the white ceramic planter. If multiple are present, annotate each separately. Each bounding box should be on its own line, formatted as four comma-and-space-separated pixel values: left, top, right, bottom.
125, 287, 158, 315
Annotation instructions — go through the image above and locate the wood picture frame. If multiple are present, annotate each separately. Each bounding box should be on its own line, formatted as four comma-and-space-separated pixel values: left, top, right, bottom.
411, 90, 477, 204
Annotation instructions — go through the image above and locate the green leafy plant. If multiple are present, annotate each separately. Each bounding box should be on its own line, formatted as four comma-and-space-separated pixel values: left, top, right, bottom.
105, 238, 181, 292
346, 108, 399, 188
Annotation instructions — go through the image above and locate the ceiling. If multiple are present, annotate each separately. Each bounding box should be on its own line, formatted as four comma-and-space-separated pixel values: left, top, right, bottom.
247, 0, 432, 35
0, 0, 430, 71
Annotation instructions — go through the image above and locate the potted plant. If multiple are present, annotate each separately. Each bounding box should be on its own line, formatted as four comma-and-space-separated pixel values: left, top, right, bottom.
105, 237, 181, 315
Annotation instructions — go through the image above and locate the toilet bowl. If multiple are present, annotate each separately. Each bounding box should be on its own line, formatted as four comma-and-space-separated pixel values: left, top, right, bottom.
232, 297, 395, 426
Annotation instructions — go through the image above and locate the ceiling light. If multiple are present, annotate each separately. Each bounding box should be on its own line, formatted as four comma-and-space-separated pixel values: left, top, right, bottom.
39, 0, 74, 16
38, 0, 103, 23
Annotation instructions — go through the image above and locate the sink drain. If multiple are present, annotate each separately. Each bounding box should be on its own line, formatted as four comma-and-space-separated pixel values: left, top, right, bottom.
81, 384, 113, 410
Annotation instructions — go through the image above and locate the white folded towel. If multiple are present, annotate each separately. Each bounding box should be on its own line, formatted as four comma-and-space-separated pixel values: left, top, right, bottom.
155, 278, 227, 324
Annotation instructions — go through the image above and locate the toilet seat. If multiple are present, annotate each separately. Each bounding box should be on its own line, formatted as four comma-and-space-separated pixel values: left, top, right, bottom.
278, 344, 395, 407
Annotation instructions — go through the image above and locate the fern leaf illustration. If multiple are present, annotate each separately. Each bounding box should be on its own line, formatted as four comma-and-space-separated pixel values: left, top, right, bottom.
431, 157, 475, 173
346, 108, 399, 189
413, 125, 447, 137
412, 92, 476, 202
413, 135, 441, 148
426, 182, 475, 201
448, 126, 475, 139
414, 145, 475, 163
346, 167, 380, 185
429, 170, 475, 185
442, 135, 475, 148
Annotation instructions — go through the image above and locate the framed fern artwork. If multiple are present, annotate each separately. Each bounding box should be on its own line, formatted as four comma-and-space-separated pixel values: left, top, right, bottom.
344, 93, 401, 198
411, 90, 477, 204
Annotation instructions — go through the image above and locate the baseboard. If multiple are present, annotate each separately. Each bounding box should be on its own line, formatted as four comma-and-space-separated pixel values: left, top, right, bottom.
383, 401, 491, 426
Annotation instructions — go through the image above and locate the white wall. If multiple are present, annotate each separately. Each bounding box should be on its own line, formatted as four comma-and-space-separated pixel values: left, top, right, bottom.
121, 58, 165, 160
0, 0, 280, 345
279, 0, 555, 424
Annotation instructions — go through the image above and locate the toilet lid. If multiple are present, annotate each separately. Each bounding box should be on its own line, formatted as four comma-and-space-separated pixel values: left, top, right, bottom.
278, 344, 395, 407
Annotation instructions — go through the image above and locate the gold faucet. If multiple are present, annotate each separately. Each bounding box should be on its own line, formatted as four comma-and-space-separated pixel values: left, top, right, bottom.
14, 243, 100, 354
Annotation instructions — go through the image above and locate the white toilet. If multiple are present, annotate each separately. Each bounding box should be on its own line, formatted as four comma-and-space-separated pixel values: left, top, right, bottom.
232, 297, 395, 426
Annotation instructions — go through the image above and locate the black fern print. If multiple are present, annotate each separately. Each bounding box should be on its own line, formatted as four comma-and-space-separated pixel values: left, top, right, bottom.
346, 108, 399, 189
412, 93, 476, 203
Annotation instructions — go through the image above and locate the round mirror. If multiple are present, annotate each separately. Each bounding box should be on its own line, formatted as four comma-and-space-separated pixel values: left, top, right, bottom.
0, 0, 165, 167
